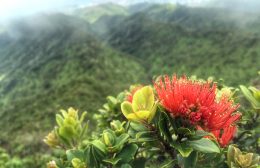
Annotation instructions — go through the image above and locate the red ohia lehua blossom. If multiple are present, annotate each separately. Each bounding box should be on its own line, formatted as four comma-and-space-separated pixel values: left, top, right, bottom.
154, 75, 241, 147
211, 126, 237, 147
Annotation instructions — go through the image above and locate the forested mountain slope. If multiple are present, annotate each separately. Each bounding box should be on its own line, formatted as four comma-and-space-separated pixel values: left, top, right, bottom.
0, 13, 145, 155
0, 3, 259, 162
104, 6, 260, 85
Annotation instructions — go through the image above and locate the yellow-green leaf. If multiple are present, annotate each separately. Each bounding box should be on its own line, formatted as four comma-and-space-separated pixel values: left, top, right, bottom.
121, 101, 134, 118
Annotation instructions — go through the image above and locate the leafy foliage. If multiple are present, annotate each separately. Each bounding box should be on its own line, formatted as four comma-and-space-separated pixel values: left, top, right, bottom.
43, 76, 259, 168
0, 2, 260, 167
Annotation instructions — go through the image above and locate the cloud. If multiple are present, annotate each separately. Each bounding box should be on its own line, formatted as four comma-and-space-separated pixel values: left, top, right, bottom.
0, 0, 213, 22
0, 0, 87, 22
206, 0, 260, 12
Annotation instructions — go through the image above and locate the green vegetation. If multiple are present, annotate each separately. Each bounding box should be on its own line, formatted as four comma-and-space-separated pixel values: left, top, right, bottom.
105, 6, 260, 85
42, 77, 260, 168
0, 2, 259, 167
0, 13, 145, 164
75, 3, 129, 23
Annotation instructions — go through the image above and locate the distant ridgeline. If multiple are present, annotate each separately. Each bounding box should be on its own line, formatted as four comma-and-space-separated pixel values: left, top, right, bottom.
0, 2, 259, 163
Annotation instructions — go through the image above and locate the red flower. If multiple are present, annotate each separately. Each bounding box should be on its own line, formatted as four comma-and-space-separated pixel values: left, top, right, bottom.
211, 126, 237, 147
154, 75, 241, 133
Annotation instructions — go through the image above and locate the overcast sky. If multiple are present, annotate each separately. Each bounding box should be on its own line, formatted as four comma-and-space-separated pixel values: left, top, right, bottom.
0, 0, 211, 22
2, 0, 259, 23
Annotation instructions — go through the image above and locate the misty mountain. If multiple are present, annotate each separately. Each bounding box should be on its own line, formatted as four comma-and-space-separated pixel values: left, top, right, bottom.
128, 2, 156, 14
103, 5, 260, 85
0, 13, 145, 155
74, 3, 129, 23
0, 2, 259, 163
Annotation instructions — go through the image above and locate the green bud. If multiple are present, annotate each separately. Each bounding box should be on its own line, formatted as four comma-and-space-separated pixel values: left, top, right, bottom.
59, 125, 76, 140
64, 117, 77, 127
72, 158, 86, 168
47, 160, 58, 168
67, 107, 79, 120
43, 131, 59, 148
227, 145, 260, 168
110, 120, 126, 135
102, 130, 116, 147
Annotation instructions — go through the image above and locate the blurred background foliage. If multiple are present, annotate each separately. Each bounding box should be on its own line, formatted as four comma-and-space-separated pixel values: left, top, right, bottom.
0, 1, 259, 167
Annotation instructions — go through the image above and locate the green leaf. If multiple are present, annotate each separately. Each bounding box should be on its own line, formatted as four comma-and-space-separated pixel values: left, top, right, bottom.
227, 145, 236, 168
66, 149, 84, 162
103, 158, 121, 165
91, 140, 107, 154
60, 109, 68, 118
130, 122, 148, 132
85, 146, 100, 168
121, 102, 134, 117
159, 112, 173, 143
135, 131, 155, 139
80, 121, 89, 139
164, 112, 178, 133
188, 138, 220, 153
115, 144, 138, 163
59, 125, 76, 140
127, 110, 150, 121
190, 130, 213, 140
56, 114, 64, 127
107, 134, 129, 153
107, 96, 118, 105
183, 151, 198, 168
132, 86, 154, 112
129, 137, 157, 143
79, 111, 87, 123
240, 85, 260, 109
161, 160, 177, 168
120, 164, 132, 168
148, 103, 157, 123
131, 157, 146, 168
177, 127, 193, 136
116, 134, 130, 146
175, 142, 193, 157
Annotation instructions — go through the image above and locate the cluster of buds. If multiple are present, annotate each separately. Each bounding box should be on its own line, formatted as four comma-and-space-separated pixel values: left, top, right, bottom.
44, 107, 87, 148
227, 146, 260, 168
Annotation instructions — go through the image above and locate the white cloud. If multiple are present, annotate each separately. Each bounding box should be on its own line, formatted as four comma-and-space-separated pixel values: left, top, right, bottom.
0, 0, 211, 22
0, 0, 87, 21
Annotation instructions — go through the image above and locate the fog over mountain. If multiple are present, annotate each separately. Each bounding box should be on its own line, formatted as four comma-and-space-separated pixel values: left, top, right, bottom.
4, 0, 260, 22
0, 1, 259, 167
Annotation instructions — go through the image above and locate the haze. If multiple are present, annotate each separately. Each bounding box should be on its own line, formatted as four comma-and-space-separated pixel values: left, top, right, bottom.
0, 0, 211, 22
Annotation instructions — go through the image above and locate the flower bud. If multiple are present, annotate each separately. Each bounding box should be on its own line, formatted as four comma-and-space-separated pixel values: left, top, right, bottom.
43, 131, 59, 148
227, 145, 260, 168
72, 158, 86, 168
67, 107, 78, 120
47, 160, 58, 168
102, 130, 116, 147
110, 120, 125, 135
